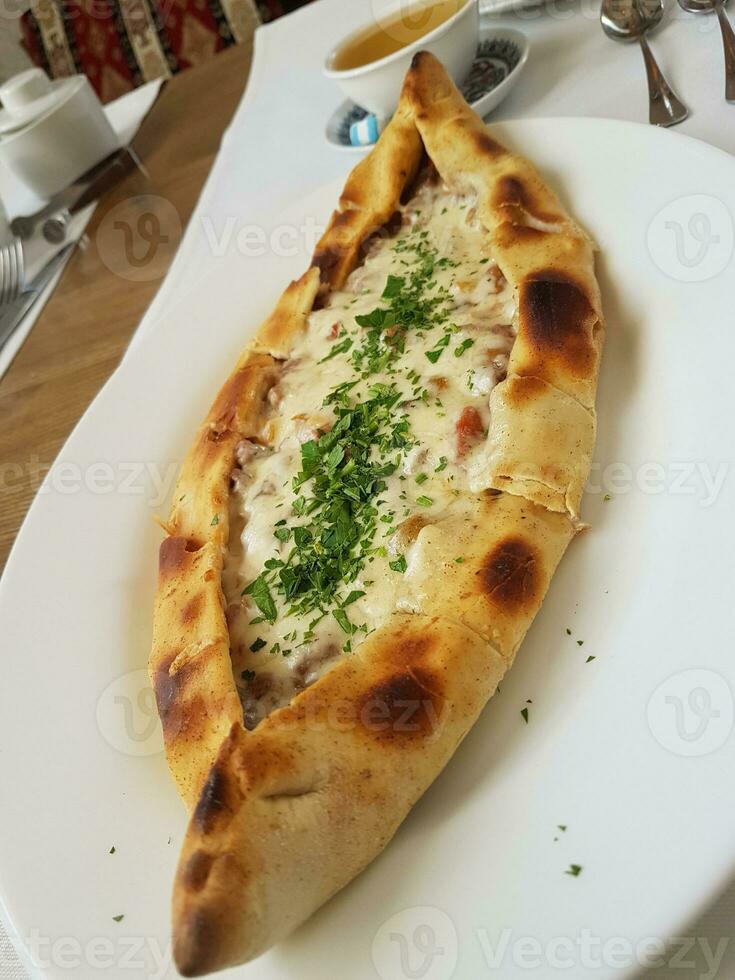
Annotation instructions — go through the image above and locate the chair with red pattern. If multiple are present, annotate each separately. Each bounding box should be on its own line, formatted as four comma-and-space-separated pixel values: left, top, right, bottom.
20, 0, 317, 102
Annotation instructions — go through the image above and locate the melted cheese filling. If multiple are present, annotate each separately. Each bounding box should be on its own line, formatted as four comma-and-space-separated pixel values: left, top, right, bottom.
222, 177, 517, 729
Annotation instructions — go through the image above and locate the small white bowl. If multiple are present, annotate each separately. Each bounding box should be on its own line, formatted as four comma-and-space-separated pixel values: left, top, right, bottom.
325, 27, 530, 151
324, 0, 479, 119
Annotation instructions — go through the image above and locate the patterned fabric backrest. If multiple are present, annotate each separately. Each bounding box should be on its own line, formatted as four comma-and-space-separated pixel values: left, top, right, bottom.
18, 0, 311, 102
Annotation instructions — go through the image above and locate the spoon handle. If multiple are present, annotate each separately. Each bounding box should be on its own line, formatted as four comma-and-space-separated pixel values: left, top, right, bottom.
714, 0, 735, 102
638, 35, 689, 127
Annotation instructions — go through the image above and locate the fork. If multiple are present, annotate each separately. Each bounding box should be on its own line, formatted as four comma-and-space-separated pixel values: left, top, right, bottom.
0, 238, 25, 306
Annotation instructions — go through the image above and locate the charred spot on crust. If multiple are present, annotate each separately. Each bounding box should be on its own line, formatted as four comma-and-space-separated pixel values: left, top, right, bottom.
173, 906, 221, 978
492, 175, 558, 225
503, 375, 548, 406
153, 651, 183, 732
153, 649, 215, 743
193, 765, 232, 836
311, 246, 342, 282
182, 593, 204, 624
358, 665, 443, 741
474, 131, 505, 159
159, 537, 201, 579
495, 175, 524, 203
181, 850, 213, 893
520, 274, 596, 375
479, 537, 540, 612
332, 208, 361, 231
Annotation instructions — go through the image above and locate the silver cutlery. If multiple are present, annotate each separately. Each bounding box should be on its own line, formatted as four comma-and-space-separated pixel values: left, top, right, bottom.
601, 0, 690, 126
10, 146, 140, 243
0, 237, 25, 305
677, 0, 735, 101
0, 245, 74, 353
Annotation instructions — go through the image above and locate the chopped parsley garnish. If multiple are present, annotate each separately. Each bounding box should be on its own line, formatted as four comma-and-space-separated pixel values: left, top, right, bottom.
333, 608, 356, 634
240, 206, 488, 655
521, 707, 529, 723
244, 384, 412, 622
389, 554, 407, 573
565, 865, 583, 877
241, 669, 256, 682
454, 338, 475, 357
112, 915, 125, 923
210, 514, 220, 526
347, 233, 456, 378
342, 590, 366, 606
319, 336, 353, 363
109, 846, 116, 855
586, 655, 596, 663
242, 575, 277, 623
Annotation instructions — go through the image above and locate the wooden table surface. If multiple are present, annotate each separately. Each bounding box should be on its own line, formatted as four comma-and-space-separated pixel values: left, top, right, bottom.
0, 43, 253, 575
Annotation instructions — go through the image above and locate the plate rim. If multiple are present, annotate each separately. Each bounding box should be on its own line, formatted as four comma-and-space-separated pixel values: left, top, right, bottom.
2, 115, 735, 979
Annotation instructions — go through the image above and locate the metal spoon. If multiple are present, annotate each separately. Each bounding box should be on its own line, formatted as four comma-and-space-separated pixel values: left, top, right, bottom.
601, 0, 689, 126
677, 0, 735, 101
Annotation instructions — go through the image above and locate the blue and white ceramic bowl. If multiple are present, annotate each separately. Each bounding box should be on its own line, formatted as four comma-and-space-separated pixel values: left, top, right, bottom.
326, 27, 529, 151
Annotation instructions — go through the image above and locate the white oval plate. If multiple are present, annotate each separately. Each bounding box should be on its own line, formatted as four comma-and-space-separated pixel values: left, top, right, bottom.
326, 27, 529, 150
1, 118, 735, 980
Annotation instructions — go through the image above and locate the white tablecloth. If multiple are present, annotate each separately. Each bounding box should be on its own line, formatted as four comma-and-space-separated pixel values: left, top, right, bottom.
128, 0, 735, 357
4, 0, 735, 975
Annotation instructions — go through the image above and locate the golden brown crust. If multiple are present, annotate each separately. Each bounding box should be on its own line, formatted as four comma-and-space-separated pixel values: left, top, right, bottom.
311, 97, 423, 292
172, 614, 506, 975
486, 375, 596, 517
404, 51, 604, 513
149, 51, 604, 975
250, 267, 321, 360
396, 491, 576, 661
